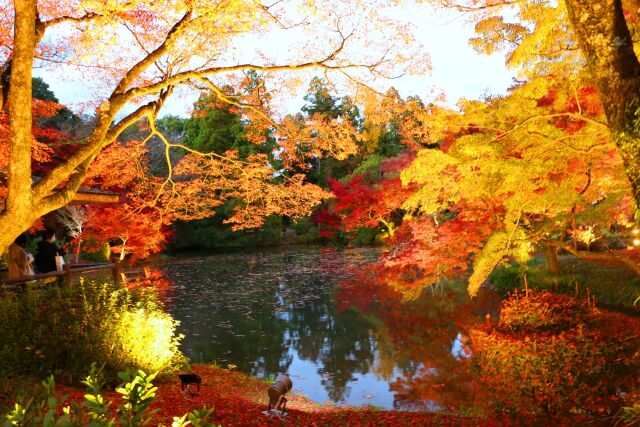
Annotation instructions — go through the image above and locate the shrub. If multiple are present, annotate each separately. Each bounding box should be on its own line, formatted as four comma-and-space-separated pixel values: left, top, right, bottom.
470, 291, 640, 420
499, 290, 598, 332
0, 281, 188, 382
350, 227, 379, 246
82, 240, 112, 263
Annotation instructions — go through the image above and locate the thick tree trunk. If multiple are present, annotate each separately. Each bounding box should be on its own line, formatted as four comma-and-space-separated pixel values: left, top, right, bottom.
564, 0, 640, 206
0, 0, 39, 255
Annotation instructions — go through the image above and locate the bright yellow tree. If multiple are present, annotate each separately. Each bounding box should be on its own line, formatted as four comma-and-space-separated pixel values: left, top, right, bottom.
429, 0, 640, 211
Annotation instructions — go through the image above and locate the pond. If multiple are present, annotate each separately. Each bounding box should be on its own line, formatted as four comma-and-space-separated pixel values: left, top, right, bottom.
159, 245, 501, 411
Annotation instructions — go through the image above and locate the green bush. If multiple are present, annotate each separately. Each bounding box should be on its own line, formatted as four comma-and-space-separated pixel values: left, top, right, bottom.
292, 217, 320, 243
0, 281, 188, 383
350, 227, 379, 246
82, 241, 111, 263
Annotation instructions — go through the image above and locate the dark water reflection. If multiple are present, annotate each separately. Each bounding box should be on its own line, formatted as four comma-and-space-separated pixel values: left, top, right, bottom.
160, 246, 500, 410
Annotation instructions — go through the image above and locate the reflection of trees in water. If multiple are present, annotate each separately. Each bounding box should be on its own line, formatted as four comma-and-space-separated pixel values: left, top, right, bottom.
337, 272, 501, 412
161, 254, 295, 377
169, 279, 294, 377
162, 247, 380, 402
284, 287, 376, 402
373, 289, 472, 410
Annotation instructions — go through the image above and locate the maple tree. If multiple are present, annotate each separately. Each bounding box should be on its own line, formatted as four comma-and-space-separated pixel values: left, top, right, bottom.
326, 151, 415, 239
0, 0, 427, 256
77, 140, 166, 261
316, 70, 638, 298
429, 0, 640, 210
400, 76, 638, 295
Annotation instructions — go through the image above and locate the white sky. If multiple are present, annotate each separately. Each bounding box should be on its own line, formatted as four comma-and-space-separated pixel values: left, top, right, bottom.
33, 4, 516, 118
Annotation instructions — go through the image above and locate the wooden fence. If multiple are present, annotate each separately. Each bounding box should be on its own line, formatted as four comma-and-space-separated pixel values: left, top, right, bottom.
0, 260, 122, 291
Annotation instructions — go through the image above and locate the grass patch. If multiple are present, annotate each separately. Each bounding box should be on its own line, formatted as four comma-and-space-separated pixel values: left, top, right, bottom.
489, 255, 640, 310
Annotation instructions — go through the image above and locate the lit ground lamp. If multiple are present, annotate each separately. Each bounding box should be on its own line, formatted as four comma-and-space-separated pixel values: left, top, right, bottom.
628, 229, 640, 249
263, 374, 292, 417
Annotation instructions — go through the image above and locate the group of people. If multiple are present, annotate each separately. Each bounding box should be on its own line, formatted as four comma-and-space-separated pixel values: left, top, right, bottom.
7, 229, 65, 279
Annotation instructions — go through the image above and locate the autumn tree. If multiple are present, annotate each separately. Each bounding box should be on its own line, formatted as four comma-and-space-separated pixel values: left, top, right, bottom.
392, 76, 635, 296
183, 72, 277, 161
275, 78, 365, 187
429, 0, 640, 210
0, 0, 427, 255
327, 151, 415, 239
31, 77, 82, 134
79, 140, 171, 261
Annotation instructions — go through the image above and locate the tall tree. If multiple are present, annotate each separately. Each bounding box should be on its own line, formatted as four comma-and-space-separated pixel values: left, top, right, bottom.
430, 0, 640, 210
0, 0, 426, 255
563, 0, 640, 208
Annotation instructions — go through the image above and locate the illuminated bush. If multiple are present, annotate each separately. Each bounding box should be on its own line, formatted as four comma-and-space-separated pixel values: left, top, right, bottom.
103, 305, 186, 376
0, 281, 188, 382
499, 290, 598, 332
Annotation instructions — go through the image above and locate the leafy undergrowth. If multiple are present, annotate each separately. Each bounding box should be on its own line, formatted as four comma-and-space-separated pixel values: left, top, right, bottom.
56, 364, 481, 426
471, 290, 640, 422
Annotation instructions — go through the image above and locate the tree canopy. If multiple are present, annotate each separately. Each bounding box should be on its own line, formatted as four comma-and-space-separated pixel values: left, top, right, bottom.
0, 0, 427, 254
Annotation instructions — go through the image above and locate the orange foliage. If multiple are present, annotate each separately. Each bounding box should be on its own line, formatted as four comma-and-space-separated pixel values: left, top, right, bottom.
83, 205, 169, 262
173, 151, 330, 229
471, 291, 640, 421
276, 114, 360, 171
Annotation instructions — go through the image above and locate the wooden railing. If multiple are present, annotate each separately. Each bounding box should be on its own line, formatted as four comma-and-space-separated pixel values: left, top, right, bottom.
0, 260, 122, 291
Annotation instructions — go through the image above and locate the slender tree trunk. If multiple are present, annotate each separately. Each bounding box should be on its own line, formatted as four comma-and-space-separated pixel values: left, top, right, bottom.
564, 0, 640, 206
543, 244, 561, 273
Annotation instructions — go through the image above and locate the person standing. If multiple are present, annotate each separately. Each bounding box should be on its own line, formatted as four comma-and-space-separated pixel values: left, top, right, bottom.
7, 234, 35, 278
35, 228, 64, 273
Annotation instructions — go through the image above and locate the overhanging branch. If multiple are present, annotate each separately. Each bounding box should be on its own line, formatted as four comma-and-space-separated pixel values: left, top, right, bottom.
542, 239, 640, 276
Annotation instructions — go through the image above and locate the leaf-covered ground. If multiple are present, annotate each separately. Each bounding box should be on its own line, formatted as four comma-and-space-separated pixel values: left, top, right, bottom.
58, 364, 482, 426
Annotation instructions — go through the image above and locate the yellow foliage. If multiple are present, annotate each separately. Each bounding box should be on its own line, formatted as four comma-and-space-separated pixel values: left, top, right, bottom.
468, 231, 509, 296
396, 74, 630, 295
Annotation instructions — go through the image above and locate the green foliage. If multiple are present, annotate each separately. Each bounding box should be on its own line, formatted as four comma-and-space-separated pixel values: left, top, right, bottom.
0, 282, 187, 382
182, 82, 276, 161
302, 77, 362, 128
620, 401, 640, 426
489, 259, 640, 310
82, 240, 111, 263
291, 217, 320, 243
349, 227, 379, 247
170, 212, 285, 250
184, 100, 247, 155
32, 77, 83, 133
156, 115, 186, 137
1, 365, 216, 427
115, 370, 158, 427
32, 77, 58, 103
349, 155, 382, 183
299, 77, 364, 187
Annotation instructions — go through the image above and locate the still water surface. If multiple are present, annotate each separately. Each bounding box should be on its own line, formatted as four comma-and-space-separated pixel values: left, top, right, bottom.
160, 246, 499, 410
